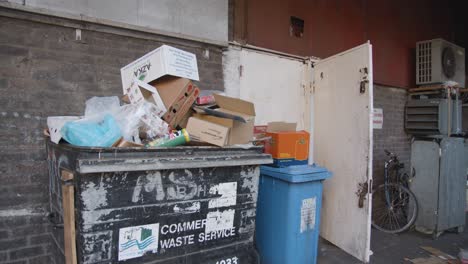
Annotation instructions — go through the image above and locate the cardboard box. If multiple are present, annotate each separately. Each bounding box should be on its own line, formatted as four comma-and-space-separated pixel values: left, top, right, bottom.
120, 45, 199, 92
186, 117, 229, 147
124, 78, 167, 115
264, 122, 310, 167
150, 76, 199, 129
192, 94, 255, 145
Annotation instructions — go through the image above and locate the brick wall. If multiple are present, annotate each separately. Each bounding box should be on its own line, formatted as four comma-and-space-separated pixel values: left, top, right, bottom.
372, 84, 411, 186
0, 11, 224, 263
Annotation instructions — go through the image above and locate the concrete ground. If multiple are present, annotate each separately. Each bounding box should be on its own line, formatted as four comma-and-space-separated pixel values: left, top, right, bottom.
318, 213, 468, 263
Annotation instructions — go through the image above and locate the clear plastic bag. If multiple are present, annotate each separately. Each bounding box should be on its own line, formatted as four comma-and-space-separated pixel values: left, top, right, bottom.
113, 101, 169, 143
61, 114, 122, 147
85, 96, 120, 117
61, 100, 168, 146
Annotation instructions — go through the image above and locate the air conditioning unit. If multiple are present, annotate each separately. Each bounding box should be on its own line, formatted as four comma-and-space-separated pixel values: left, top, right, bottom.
416, 39, 465, 87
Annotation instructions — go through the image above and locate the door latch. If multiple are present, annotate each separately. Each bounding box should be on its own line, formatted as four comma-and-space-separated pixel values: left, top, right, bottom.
359, 67, 368, 94
356, 182, 369, 208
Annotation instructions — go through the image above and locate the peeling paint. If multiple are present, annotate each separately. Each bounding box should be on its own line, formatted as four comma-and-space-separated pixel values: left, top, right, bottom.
0, 208, 44, 217
81, 174, 109, 211
208, 182, 237, 209
205, 209, 235, 233
82, 231, 113, 263
238, 209, 256, 234
173, 202, 201, 213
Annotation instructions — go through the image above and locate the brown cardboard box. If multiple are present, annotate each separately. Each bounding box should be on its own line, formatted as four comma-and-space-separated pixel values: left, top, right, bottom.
186, 117, 229, 147
192, 94, 255, 145
150, 76, 199, 128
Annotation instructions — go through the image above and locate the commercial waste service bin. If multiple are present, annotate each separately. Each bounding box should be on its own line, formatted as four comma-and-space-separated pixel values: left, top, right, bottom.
46, 140, 272, 264
255, 165, 331, 264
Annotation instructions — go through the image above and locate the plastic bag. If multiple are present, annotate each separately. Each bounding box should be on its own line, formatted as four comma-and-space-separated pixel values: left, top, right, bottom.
85, 96, 120, 117
113, 101, 169, 143
61, 114, 122, 147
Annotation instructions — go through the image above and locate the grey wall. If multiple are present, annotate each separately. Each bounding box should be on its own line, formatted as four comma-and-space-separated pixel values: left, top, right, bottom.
0, 8, 224, 263
373, 85, 411, 186
6, 0, 228, 44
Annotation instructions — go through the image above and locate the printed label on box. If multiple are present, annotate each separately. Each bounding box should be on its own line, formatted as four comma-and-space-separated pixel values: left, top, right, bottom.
164, 46, 199, 80
300, 197, 316, 233
118, 223, 160, 261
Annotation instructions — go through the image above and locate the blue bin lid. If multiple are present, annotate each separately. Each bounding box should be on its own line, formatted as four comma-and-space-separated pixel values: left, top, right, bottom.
260, 165, 332, 183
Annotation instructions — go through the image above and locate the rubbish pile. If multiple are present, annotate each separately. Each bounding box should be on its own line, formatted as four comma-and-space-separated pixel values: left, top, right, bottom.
46, 45, 256, 148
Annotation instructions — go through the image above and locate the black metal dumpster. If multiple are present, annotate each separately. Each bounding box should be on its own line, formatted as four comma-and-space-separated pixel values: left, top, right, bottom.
46, 140, 272, 264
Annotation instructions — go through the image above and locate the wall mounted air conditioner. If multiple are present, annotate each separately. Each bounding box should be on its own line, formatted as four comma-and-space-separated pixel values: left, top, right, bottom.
416, 39, 465, 87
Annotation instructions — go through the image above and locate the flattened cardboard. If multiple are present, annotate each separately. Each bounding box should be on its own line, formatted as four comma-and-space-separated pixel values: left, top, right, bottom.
120, 45, 199, 92
195, 94, 255, 123
186, 117, 229, 147
214, 94, 255, 116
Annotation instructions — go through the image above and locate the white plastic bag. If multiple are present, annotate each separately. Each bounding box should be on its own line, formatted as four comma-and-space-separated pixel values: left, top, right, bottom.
113, 102, 169, 143
85, 96, 120, 117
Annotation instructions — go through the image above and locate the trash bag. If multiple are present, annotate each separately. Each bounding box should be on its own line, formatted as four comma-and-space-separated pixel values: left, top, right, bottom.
61, 114, 122, 147
85, 96, 120, 117
113, 101, 169, 144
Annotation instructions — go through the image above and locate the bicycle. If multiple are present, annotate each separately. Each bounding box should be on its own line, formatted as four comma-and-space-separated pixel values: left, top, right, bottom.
371, 150, 418, 233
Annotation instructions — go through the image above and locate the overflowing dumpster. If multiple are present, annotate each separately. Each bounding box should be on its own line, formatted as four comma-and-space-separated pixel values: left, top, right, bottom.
47, 140, 272, 264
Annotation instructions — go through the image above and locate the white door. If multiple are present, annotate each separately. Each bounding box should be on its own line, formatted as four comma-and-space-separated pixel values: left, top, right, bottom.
223, 46, 310, 129
313, 43, 373, 262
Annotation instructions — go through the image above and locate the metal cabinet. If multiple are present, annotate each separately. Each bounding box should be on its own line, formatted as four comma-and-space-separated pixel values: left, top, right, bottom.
410, 137, 466, 237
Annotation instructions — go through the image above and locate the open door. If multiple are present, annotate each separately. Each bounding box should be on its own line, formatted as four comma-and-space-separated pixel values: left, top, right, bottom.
313, 43, 373, 262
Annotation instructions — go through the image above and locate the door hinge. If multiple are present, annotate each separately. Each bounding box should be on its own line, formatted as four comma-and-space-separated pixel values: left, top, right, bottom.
356, 181, 369, 208
359, 67, 369, 94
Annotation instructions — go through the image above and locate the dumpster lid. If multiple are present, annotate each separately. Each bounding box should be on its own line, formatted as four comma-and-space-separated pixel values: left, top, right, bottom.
260, 165, 331, 183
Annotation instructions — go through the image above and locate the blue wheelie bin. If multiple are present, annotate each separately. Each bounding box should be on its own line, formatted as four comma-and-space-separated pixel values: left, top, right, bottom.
255, 165, 331, 264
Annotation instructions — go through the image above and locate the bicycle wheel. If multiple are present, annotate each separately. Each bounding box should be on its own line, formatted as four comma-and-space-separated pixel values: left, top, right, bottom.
371, 183, 418, 234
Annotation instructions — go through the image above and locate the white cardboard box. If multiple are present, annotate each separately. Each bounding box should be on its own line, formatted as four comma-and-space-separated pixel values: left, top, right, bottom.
120, 45, 199, 92
124, 78, 167, 115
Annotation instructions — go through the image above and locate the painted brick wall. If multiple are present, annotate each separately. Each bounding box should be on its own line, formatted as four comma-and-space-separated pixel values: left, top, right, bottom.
0, 13, 224, 263
372, 85, 411, 186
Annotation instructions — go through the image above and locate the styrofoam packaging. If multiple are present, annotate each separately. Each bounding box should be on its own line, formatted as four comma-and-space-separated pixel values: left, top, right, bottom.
120, 45, 199, 92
